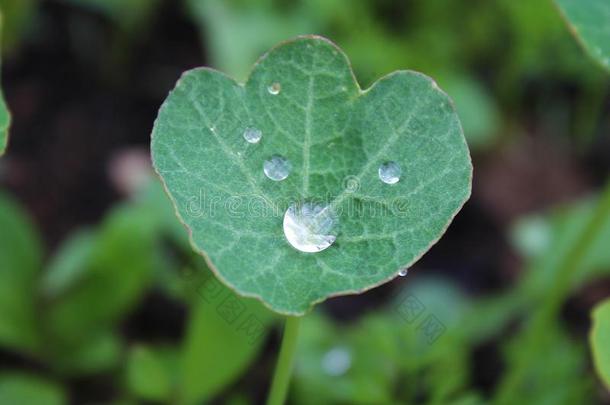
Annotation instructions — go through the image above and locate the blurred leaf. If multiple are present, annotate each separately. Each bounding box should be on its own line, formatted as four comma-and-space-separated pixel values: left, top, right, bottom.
186, 0, 316, 81
0, 373, 66, 405
293, 313, 396, 405
495, 321, 595, 404
43, 203, 160, 346
41, 229, 97, 298
295, 277, 474, 404
126, 345, 174, 402
515, 195, 610, 300
51, 330, 122, 376
0, 0, 36, 54
555, 0, 610, 71
439, 73, 500, 151
180, 268, 275, 404
0, 191, 43, 354
590, 298, 610, 390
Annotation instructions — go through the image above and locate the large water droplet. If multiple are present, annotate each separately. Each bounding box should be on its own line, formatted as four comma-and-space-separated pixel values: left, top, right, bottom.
268, 82, 281, 95
398, 268, 408, 277
243, 127, 262, 144
379, 161, 401, 184
283, 202, 338, 253
321, 346, 351, 376
263, 155, 291, 181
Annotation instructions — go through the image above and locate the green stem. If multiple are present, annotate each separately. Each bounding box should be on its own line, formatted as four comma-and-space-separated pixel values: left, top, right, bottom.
266, 316, 302, 405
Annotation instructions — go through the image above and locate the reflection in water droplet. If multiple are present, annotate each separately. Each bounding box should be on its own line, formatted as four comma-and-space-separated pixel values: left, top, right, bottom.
283, 202, 338, 253
379, 161, 401, 184
398, 268, 408, 277
268, 82, 281, 95
243, 127, 262, 144
263, 155, 291, 181
322, 346, 351, 376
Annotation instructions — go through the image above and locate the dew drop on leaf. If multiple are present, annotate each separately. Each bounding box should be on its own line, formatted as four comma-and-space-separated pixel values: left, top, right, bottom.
267, 82, 281, 95
398, 268, 409, 277
321, 346, 352, 376
243, 127, 262, 144
263, 155, 291, 181
379, 161, 401, 184
283, 202, 338, 253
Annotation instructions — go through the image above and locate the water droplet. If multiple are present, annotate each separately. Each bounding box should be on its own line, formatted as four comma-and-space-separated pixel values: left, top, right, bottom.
243, 127, 262, 144
268, 82, 281, 95
283, 202, 338, 253
263, 155, 291, 181
321, 346, 351, 376
398, 268, 408, 277
379, 161, 401, 184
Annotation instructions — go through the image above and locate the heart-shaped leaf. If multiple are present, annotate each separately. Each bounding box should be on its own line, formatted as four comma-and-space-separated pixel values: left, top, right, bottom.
555, 0, 610, 71
152, 36, 471, 315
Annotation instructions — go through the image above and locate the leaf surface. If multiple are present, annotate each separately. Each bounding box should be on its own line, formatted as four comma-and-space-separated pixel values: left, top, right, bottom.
556, 0, 610, 71
152, 36, 471, 314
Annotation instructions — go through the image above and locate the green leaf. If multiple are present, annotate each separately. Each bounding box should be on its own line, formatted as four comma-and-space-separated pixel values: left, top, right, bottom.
43, 204, 158, 346
126, 345, 173, 402
41, 229, 97, 298
0, 373, 66, 405
152, 35, 472, 315
180, 268, 275, 404
555, 0, 610, 71
0, 191, 43, 353
50, 330, 122, 376
591, 298, 610, 390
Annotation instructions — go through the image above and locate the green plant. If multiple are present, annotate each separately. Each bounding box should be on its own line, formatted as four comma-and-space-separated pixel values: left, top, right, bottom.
151, 36, 471, 403
591, 298, 610, 390
555, 0, 610, 72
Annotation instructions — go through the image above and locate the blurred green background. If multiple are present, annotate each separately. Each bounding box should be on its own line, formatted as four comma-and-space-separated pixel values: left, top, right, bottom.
0, 0, 609, 404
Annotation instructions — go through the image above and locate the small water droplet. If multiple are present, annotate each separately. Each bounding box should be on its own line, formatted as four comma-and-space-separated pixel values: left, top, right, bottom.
283, 202, 338, 253
398, 268, 408, 277
263, 155, 291, 181
321, 346, 351, 376
243, 127, 262, 144
268, 82, 281, 95
379, 161, 401, 184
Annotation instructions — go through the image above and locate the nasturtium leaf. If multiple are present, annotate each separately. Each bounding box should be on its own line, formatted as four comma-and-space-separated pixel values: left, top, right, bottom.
591, 298, 610, 390
555, 0, 610, 71
152, 36, 472, 315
